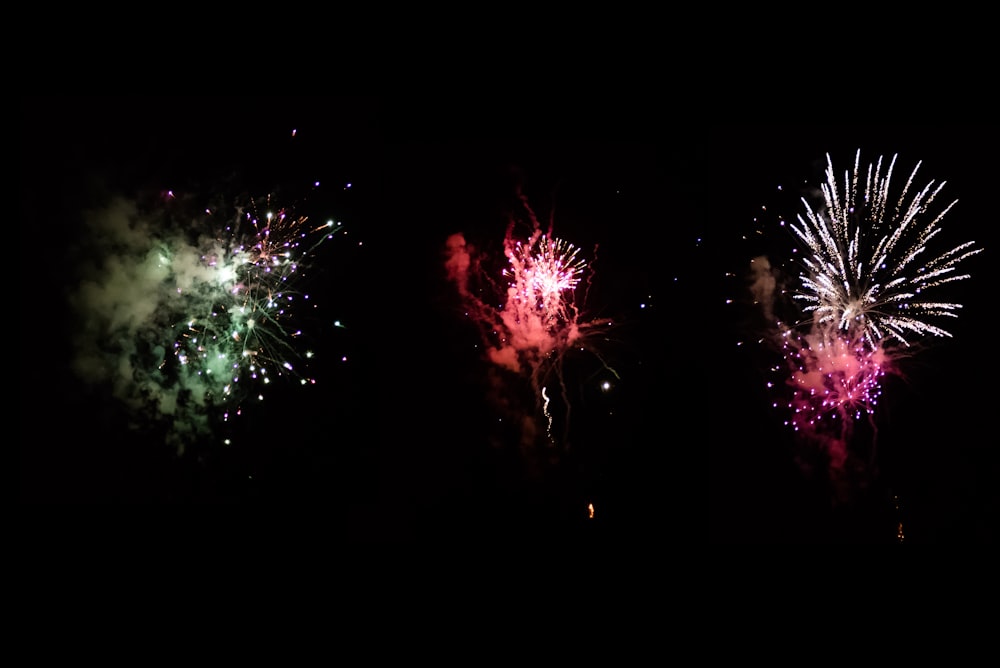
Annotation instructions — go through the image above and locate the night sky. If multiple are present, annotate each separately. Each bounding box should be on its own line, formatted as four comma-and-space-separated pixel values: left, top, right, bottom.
19, 98, 998, 543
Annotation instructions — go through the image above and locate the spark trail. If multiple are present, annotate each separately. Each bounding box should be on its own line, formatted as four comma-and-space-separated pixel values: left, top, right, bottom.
70, 187, 344, 454
745, 149, 981, 496
444, 188, 617, 455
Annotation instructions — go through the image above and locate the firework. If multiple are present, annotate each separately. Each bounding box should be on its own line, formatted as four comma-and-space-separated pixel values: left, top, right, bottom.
499, 231, 589, 355
790, 149, 981, 351
70, 188, 344, 453
746, 149, 980, 493
444, 190, 617, 452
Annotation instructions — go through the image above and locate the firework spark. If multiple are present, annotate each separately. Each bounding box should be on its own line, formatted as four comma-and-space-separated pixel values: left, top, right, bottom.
746, 150, 980, 494
70, 188, 344, 453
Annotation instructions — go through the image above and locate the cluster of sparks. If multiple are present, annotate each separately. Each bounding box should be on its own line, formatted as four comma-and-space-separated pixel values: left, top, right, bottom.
771, 322, 890, 470
167, 192, 341, 422
748, 149, 980, 485
504, 234, 586, 330
499, 230, 590, 356
71, 188, 343, 453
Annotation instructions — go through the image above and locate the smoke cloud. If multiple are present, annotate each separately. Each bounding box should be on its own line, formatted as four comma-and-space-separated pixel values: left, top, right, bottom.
68, 190, 336, 454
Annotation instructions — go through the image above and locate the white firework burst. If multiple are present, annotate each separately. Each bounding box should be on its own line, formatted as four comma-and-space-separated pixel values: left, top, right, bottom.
790, 149, 981, 350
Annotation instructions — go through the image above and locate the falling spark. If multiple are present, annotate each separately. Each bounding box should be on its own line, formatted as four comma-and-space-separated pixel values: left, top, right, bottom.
542, 386, 554, 445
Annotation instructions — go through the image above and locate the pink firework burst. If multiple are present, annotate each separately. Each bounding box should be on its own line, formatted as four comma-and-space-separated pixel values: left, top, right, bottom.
444, 190, 616, 455
499, 231, 588, 355
776, 324, 890, 474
